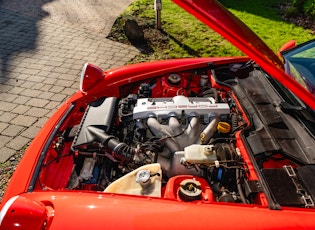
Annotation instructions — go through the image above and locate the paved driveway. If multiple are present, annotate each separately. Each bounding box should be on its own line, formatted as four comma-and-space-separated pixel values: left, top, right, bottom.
0, 0, 138, 162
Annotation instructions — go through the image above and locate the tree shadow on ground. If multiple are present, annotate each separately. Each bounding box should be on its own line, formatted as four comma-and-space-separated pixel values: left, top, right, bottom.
160, 29, 199, 57
107, 16, 199, 60
0, 0, 52, 82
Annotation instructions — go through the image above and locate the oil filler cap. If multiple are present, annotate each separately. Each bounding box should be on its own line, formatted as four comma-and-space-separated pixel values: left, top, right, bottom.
178, 179, 202, 202
217, 122, 231, 133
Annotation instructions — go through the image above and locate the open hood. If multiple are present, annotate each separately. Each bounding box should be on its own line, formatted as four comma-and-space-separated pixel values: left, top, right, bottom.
172, 0, 315, 109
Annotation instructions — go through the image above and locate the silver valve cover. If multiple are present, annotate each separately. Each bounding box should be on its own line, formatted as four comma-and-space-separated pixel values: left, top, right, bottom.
133, 95, 230, 122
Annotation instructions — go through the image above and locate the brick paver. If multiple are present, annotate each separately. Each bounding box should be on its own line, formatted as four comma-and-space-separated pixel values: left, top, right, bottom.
0, 0, 138, 162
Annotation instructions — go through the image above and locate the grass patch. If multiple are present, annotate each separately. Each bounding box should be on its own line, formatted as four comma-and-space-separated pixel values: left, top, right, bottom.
108, 0, 314, 62
220, 0, 314, 51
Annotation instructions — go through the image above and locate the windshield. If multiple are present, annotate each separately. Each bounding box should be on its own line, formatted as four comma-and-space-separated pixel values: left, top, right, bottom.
282, 40, 315, 95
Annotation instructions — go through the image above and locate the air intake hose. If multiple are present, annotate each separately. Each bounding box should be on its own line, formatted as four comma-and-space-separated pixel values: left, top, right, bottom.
86, 126, 136, 159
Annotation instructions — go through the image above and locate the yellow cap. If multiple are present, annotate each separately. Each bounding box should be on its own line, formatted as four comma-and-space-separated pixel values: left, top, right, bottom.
217, 122, 231, 133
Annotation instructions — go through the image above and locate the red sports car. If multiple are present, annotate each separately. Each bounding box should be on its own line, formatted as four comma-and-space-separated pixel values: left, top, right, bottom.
1, 0, 315, 229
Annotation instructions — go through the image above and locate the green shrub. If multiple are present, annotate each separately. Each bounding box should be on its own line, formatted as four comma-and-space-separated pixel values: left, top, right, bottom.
304, 0, 315, 19
292, 0, 305, 9
285, 6, 300, 17
289, 0, 315, 19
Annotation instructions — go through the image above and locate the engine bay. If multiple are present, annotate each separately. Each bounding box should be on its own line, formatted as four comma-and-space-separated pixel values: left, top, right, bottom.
36, 61, 315, 208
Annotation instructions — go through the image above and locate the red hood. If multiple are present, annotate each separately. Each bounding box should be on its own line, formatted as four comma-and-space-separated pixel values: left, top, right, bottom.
172, 0, 315, 110
3, 192, 315, 229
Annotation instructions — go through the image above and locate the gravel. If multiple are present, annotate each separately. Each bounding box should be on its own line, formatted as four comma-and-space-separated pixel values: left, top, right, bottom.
0, 150, 24, 202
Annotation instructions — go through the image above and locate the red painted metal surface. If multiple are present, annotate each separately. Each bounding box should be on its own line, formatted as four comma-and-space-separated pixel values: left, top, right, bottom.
80, 63, 105, 93
1, 55, 315, 229
1, 57, 247, 208
163, 175, 214, 202
0, 196, 47, 229
1, 1, 315, 229
2, 191, 314, 230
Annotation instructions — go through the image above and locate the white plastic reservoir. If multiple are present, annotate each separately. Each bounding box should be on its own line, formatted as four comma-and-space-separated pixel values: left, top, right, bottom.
104, 163, 162, 197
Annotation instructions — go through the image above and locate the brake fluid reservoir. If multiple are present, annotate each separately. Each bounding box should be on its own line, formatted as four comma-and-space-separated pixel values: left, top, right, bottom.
104, 163, 162, 197
184, 144, 217, 164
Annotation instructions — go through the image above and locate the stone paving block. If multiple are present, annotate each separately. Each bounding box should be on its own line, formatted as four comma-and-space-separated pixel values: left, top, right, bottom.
27, 63, 46, 70
33, 117, 48, 129
55, 79, 73, 87
38, 66, 55, 73
0, 122, 8, 133
25, 107, 49, 118
1, 124, 24, 137
0, 101, 17, 112
31, 82, 45, 90
42, 78, 57, 85
15, 73, 30, 80
45, 101, 61, 110
0, 84, 14, 93
0, 112, 18, 123
49, 85, 65, 93
11, 66, 27, 74
0, 147, 16, 163
67, 69, 81, 76
19, 88, 42, 97
7, 86, 24, 94
63, 58, 76, 64
60, 63, 73, 69
103, 59, 116, 65
6, 135, 30, 151
47, 72, 61, 80
23, 68, 40, 75
20, 81, 35, 89
27, 75, 46, 83
12, 95, 32, 105
61, 87, 76, 96
26, 98, 49, 107
21, 58, 36, 65
50, 93, 67, 102
70, 81, 80, 89
10, 115, 37, 127
50, 56, 66, 63
38, 91, 54, 100
45, 110, 56, 118
46, 61, 63, 67
10, 105, 31, 115
21, 126, 40, 139
0, 93, 18, 102
0, 135, 11, 148
72, 65, 84, 74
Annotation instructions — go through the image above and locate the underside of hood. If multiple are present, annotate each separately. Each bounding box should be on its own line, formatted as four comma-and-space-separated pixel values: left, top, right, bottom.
172, 0, 283, 68
172, 0, 315, 109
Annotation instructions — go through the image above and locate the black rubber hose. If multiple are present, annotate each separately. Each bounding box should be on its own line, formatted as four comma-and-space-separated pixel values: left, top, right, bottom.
231, 113, 238, 131
86, 126, 136, 159
202, 88, 219, 102
236, 167, 248, 204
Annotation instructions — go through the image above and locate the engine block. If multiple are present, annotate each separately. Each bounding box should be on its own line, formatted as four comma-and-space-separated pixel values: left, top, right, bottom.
133, 95, 230, 122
